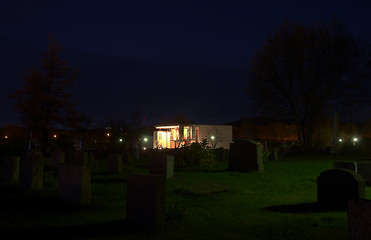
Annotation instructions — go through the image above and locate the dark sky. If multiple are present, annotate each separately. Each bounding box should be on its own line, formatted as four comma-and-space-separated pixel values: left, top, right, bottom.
1, 0, 370, 127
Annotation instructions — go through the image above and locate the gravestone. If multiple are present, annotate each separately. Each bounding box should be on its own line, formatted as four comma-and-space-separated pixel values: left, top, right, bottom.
50, 151, 65, 168
229, 140, 264, 172
19, 151, 44, 191
347, 199, 371, 240
2, 156, 20, 183
356, 162, 371, 186
73, 151, 89, 167
360, 138, 371, 160
107, 153, 123, 173
333, 161, 357, 171
126, 173, 166, 228
317, 169, 365, 209
150, 154, 174, 179
58, 164, 91, 205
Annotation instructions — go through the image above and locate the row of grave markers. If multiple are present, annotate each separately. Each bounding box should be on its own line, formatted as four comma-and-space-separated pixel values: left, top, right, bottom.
1, 150, 175, 228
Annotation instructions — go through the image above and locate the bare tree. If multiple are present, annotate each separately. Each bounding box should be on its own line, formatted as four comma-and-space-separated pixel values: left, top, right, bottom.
246, 17, 370, 149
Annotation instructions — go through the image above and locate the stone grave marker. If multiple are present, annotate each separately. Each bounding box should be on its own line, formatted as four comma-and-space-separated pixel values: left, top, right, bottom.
126, 173, 166, 228
347, 199, 371, 240
356, 162, 371, 186
107, 153, 123, 174
50, 151, 65, 168
229, 140, 264, 172
73, 151, 89, 167
333, 161, 357, 171
19, 151, 44, 191
58, 164, 91, 205
150, 154, 174, 179
2, 156, 20, 183
317, 169, 365, 209
360, 138, 371, 160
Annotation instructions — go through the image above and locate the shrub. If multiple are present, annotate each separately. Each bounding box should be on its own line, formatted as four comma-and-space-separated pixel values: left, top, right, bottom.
174, 143, 217, 168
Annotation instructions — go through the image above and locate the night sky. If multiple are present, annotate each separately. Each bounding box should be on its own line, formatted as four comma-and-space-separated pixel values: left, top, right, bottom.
1, 0, 370, 127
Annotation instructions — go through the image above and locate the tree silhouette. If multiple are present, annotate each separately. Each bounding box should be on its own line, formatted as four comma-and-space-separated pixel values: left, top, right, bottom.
246, 17, 371, 149
10, 35, 81, 155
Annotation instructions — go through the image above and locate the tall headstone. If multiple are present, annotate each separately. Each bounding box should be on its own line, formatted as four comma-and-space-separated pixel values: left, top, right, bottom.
50, 151, 65, 168
150, 154, 174, 179
229, 140, 264, 172
126, 173, 166, 228
356, 162, 371, 186
317, 169, 365, 209
333, 161, 357, 172
107, 153, 123, 174
347, 199, 371, 240
2, 156, 20, 183
19, 151, 44, 191
74, 151, 89, 167
58, 164, 91, 205
360, 138, 371, 160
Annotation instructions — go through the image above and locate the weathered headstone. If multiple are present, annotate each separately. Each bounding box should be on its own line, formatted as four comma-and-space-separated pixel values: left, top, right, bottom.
107, 153, 123, 173
58, 164, 91, 205
229, 140, 264, 172
347, 199, 371, 240
317, 169, 365, 209
19, 151, 44, 191
360, 138, 371, 160
126, 173, 166, 228
150, 154, 174, 179
73, 151, 89, 167
333, 161, 357, 171
356, 162, 371, 186
50, 151, 65, 168
2, 156, 20, 183
273, 147, 278, 161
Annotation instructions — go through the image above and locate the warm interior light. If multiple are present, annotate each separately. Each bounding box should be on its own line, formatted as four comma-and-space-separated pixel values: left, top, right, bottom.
53, 134, 57, 138
106, 133, 110, 137
4, 135, 8, 139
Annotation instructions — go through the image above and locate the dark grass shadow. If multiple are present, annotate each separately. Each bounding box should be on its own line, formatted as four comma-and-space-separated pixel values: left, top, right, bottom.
0, 219, 147, 240
174, 168, 229, 173
0, 194, 83, 215
262, 202, 347, 213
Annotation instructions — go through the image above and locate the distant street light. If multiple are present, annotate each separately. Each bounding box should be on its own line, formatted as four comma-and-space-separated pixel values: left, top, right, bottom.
143, 137, 148, 142
210, 135, 215, 140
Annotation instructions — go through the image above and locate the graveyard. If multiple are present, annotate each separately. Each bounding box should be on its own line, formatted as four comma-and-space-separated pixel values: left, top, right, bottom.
1, 150, 371, 240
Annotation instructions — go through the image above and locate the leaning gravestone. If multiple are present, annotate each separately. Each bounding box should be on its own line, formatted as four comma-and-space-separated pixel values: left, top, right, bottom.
229, 140, 264, 172
50, 151, 65, 168
347, 199, 371, 240
333, 161, 357, 171
150, 154, 174, 179
58, 164, 91, 205
107, 153, 123, 174
19, 151, 44, 191
126, 173, 166, 228
356, 162, 371, 186
2, 156, 20, 183
317, 169, 365, 210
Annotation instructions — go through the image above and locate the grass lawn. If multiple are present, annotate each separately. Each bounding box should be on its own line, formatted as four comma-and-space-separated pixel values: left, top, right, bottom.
0, 153, 369, 239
